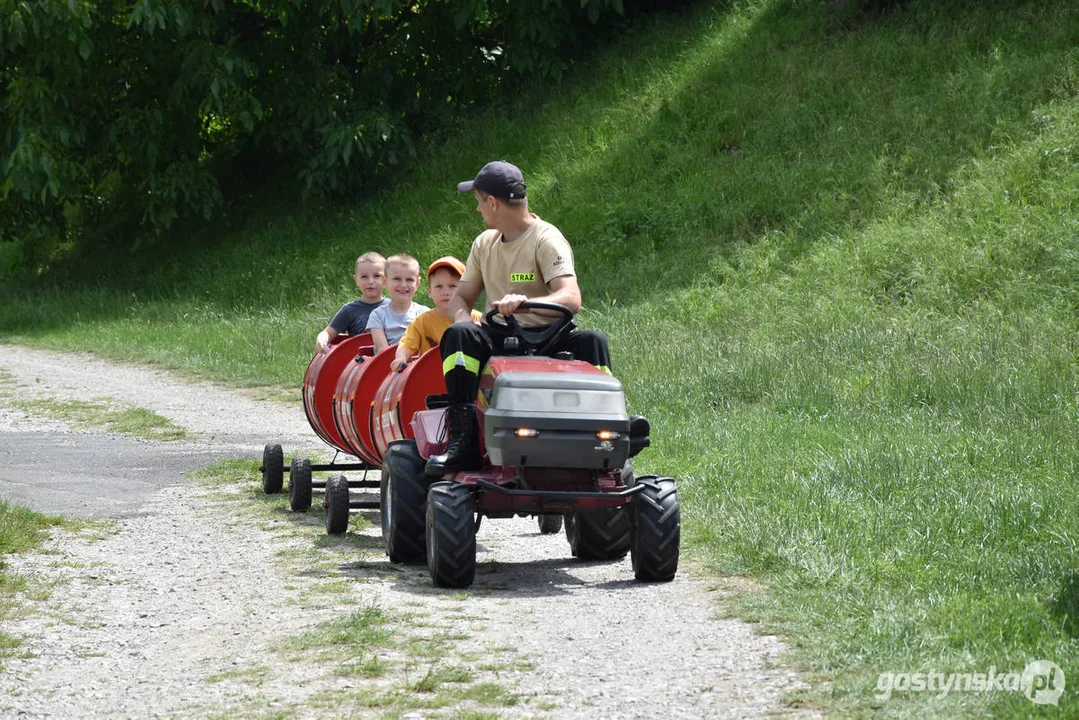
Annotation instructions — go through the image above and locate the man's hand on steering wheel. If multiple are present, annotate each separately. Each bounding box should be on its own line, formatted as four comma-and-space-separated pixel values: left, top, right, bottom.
492, 293, 529, 316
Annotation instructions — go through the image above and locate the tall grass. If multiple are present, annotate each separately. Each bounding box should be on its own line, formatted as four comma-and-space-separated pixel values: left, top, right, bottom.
2, 0, 1077, 716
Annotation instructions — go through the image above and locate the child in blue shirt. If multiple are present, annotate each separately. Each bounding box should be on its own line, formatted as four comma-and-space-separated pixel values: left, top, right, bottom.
315, 252, 388, 353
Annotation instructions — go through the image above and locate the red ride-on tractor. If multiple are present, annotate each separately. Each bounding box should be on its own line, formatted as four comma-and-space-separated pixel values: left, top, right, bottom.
381, 302, 679, 588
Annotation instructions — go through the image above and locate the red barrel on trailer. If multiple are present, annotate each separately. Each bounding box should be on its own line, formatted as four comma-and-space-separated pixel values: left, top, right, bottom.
302, 333, 375, 455
332, 345, 397, 466
370, 347, 447, 460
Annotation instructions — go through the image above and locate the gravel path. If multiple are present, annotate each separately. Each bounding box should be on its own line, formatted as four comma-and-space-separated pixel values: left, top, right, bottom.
0, 344, 814, 719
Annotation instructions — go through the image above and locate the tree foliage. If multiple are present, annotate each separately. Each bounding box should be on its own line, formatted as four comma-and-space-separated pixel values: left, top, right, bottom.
0, 0, 641, 273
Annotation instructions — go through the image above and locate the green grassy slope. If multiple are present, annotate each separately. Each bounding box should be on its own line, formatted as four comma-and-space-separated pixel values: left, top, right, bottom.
2, 1, 1078, 716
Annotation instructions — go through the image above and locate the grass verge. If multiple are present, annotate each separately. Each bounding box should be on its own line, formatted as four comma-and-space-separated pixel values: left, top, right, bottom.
0, 368, 188, 440
0, 502, 66, 667
9, 398, 188, 441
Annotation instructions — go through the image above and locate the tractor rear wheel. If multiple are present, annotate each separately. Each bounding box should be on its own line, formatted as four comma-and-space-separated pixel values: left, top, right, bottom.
426, 481, 476, 588
537, 514, 563, 534
566, 507, 631, 561
324, 474, 350, 535
380, 440, 428, 563
289, 456, 312, 512
630, 477, 680, 582
261, 444, 283, 494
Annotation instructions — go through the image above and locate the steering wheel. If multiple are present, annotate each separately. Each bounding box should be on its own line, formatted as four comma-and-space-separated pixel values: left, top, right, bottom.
483, 301, 577, 355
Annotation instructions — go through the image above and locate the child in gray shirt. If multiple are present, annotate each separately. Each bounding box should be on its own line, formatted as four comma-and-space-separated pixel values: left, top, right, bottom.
365, 253, 429, 352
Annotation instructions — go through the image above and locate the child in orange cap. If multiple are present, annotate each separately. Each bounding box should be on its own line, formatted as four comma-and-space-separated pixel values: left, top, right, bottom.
391, 256, 482, 372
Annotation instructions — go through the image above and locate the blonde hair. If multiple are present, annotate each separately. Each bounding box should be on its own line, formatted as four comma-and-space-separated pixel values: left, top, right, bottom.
354, 251, 386, 273
384, 253, 420, 276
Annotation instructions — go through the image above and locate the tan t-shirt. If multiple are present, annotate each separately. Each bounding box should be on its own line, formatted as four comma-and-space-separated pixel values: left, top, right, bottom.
461, 215, 575, 326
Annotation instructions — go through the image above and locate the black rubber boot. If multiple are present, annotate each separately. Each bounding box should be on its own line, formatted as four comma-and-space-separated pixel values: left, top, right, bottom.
425, 403, 484, 475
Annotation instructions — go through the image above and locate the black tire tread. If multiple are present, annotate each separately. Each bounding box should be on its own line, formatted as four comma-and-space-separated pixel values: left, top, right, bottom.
261, 444, 284, 494
426, 482, 476, 588
567, 507, 631, 561
324, 474, 350, 535
289, 456, 313, 512
537, 514, 563, 535
631, 477, 680, 582
381, 440, 428, 563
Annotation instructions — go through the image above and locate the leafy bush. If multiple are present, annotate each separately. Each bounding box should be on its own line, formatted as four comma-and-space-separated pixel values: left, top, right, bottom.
1, 0, 654, 275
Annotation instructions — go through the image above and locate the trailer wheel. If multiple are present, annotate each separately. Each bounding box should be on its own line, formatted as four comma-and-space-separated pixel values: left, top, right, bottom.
537, 514, 563, 534
381, 440, 428, 563
630, 477, 680, 582
426, 481, 476, 588
288, 456, 312, 512
261, 444, 283, 494
565, 507, 631, 561
324, 474, 350, 535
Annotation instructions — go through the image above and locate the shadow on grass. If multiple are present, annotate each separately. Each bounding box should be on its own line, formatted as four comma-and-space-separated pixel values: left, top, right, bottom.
1050, 571, 1079, 639
557, 0, 1076, 300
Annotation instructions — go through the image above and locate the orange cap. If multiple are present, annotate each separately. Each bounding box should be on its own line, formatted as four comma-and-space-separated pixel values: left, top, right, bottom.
427, 255, 466, 279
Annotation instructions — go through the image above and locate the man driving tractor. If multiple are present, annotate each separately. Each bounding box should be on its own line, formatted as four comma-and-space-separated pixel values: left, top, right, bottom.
428, 160, 614, 475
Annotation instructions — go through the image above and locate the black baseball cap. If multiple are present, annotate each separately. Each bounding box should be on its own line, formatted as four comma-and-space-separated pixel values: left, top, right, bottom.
457, 161, 527, 200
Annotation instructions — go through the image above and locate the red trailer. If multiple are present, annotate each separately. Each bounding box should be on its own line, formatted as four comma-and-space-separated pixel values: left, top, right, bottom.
261, 332, 448, 518
260, 333, 384, 512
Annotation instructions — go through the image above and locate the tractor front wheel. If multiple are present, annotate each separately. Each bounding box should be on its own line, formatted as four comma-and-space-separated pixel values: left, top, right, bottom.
565, 507, 631, 561
324, 474, 350, 535
289, 456, 312, 512
261, 444, 283, 494
426, 482, 476, 588
381, 440, 428, 563
630, 477, 680, 582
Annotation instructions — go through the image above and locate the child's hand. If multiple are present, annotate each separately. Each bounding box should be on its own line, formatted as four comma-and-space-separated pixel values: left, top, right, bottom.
455, 309, 482, 326
392, 359, 408, 373
316, 329, 333, 353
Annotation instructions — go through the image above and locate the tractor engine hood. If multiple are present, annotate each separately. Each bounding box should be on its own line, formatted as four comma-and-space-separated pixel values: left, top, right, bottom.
483, 370, 631, 470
